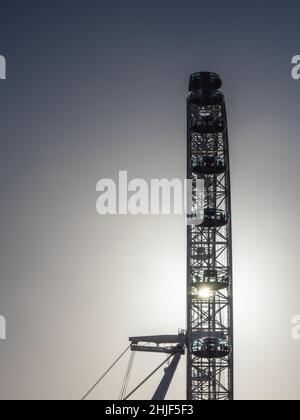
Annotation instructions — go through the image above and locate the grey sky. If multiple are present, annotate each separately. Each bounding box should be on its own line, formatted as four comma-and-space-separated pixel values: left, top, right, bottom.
0, 0, 300, 400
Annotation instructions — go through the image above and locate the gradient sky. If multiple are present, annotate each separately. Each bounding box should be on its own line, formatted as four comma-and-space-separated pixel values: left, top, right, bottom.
0, 0, 300, 400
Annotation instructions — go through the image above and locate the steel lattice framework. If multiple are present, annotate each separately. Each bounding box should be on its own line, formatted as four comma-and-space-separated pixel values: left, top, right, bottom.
125, 72, 233, 402
186, 72, 234, 400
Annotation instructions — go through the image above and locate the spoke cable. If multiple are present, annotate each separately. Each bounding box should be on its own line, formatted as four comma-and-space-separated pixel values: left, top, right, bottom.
119, 350, 136, 400
123, 354, 173, 401
81, 345, 131, 401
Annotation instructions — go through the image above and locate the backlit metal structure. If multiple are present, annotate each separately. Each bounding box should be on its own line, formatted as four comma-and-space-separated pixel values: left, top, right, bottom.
126, 72, 233, 401
187, 72, 233, 400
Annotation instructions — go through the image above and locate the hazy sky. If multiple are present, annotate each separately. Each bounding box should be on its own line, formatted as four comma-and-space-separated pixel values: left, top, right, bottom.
0, 0, 300, 400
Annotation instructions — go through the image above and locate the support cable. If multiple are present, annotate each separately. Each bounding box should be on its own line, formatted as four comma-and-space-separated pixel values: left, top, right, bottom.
123, 354, 173, 401
119, 351, 136, 400
81, 345, 131, 401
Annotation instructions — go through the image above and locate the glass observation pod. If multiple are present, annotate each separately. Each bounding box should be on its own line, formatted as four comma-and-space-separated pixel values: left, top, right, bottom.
192, 337, 230, 359
192, 155, 228, 175
189, 72, 224, 107
190, 209, 229, 228
189, 72, 226, 134
189, 72, 223, 91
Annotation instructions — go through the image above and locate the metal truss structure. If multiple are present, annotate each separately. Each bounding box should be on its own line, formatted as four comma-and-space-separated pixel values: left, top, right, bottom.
124, 72, 233, 401
186, 72, 233, 400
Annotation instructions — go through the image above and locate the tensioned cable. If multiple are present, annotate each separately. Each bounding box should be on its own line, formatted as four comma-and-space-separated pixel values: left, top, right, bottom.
123, 354, 173, 401
81, 345, 131, 401
119, 351, 136, 400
